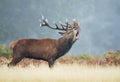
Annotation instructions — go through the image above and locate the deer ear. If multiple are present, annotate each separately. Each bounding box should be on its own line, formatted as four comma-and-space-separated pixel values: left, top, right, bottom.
58, 32, 65, 35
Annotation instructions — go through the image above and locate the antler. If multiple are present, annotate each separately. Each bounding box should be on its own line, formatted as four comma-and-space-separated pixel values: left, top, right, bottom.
40, 16, 69, 31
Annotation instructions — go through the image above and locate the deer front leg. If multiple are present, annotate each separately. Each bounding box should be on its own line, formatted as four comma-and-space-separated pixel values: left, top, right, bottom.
48, 58, 55, 68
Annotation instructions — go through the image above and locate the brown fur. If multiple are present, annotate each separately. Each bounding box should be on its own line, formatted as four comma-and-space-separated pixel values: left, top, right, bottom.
8, 30, 78, 68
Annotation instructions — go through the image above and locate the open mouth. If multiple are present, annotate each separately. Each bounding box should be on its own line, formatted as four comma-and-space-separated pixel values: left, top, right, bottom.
75, 31, 79, 40
76, 31, 79, 36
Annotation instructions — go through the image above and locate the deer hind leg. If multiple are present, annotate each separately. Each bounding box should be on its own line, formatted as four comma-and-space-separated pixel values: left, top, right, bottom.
8, 54, 23, 67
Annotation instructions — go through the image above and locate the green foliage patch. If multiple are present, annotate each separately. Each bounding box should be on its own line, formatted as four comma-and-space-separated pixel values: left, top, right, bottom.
0, 44, 12, 59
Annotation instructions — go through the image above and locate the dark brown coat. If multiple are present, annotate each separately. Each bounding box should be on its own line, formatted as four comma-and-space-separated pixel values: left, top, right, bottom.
8, 29, 78, 68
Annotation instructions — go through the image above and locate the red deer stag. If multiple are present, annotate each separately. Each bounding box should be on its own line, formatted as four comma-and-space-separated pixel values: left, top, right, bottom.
8, 17, 80, 68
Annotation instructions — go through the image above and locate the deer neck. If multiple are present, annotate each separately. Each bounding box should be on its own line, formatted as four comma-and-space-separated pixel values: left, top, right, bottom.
58, 36, 73, 51
53, 37, 73, 59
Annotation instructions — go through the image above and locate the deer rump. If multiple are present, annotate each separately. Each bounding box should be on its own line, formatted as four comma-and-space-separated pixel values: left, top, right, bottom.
8, 38, 73, 68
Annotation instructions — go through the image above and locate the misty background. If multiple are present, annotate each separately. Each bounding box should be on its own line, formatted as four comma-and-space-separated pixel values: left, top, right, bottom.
0, 0, 120, 55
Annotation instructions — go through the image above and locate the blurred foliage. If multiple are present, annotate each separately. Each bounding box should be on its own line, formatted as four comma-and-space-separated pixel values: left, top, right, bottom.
103, 50, 120, 59
103, 50, 120, 65
0, 44, 12, 59
78, 53, 91, 60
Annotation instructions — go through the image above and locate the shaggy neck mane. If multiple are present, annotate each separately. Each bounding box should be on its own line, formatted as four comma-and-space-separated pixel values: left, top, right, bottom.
55, 36, 73, 58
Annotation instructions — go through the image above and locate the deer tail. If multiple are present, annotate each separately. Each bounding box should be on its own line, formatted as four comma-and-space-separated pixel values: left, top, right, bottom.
9, 40, 18, 49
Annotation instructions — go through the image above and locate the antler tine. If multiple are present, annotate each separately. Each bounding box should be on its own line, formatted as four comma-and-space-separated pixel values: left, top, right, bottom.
40, 16, 68, 31
58, 19, 70, 30
40, 16, 48, 27
65, 19, 69, 27
60, 22, 71, 30
60, 24, 67, 30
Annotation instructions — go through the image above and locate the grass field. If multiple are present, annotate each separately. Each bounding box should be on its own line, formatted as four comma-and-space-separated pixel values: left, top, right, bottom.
0, 46, 120, 82
0, 64, 120, 82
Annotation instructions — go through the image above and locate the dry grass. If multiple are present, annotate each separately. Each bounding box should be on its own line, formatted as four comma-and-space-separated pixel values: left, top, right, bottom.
0, 64, 120, 82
